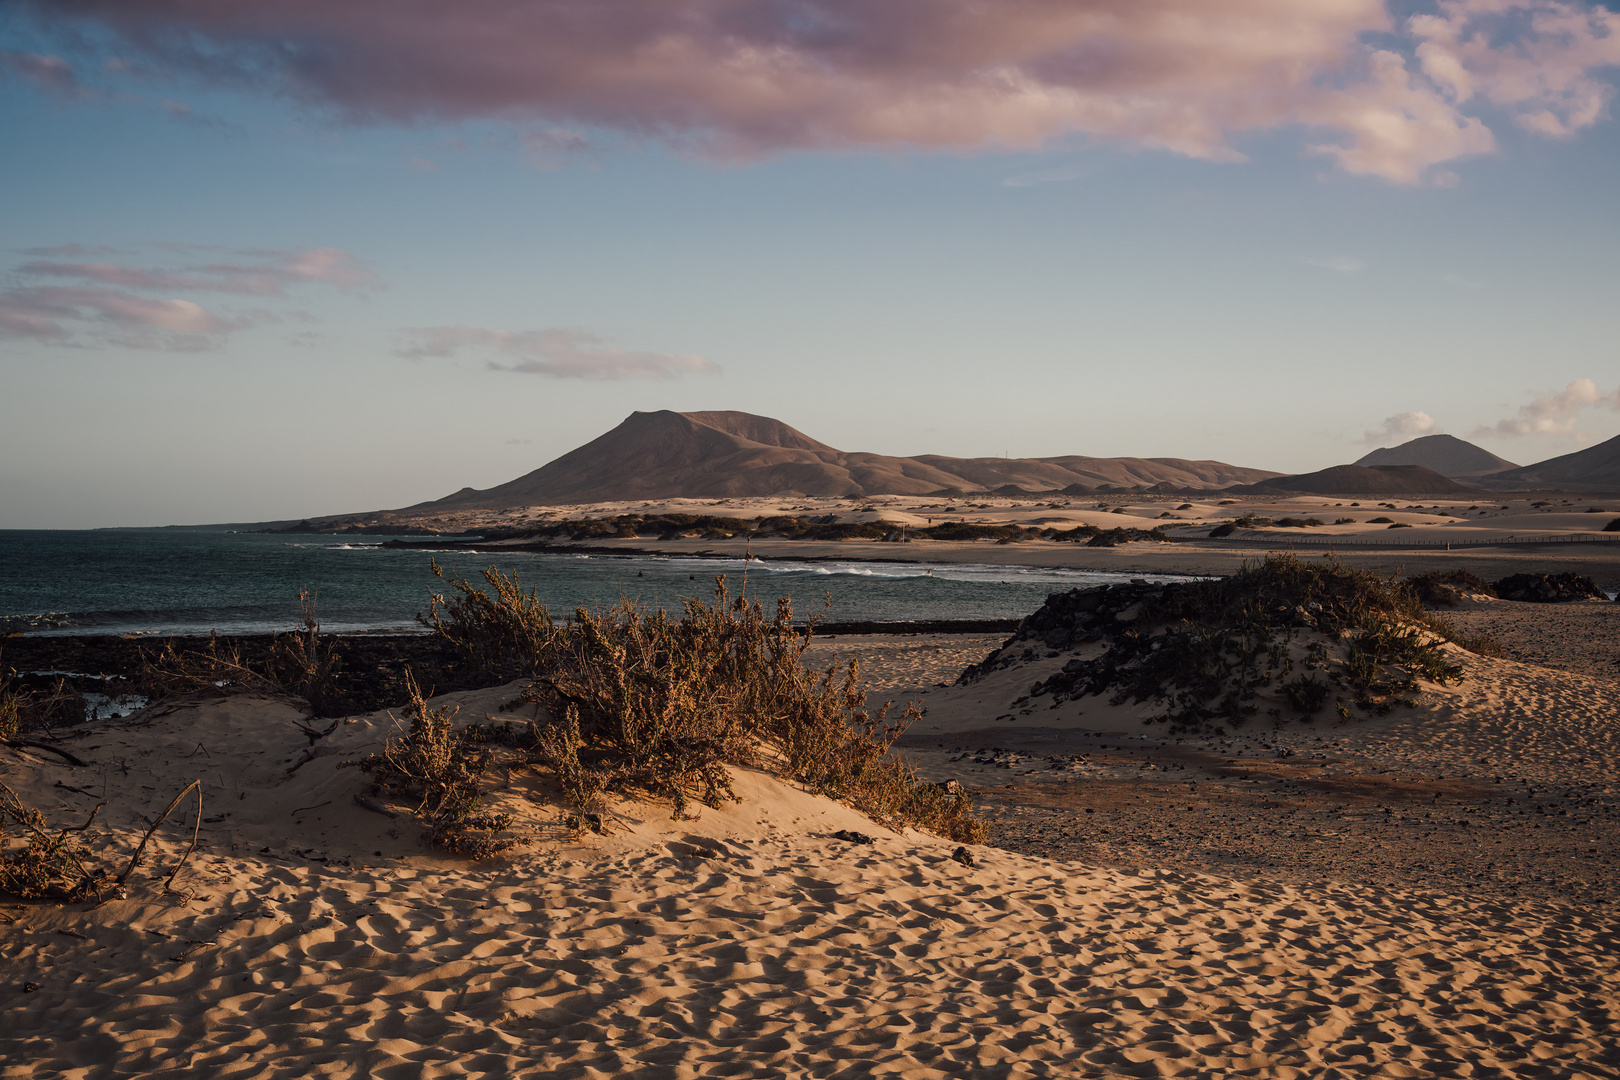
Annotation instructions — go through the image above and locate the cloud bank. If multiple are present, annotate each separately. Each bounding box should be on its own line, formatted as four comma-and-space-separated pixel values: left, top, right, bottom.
1363, 410, 1439, 444
10, 0, 1620, 183
399, 326, 719, 381
0, 246, 379, 349
1477, 378, 1620, 437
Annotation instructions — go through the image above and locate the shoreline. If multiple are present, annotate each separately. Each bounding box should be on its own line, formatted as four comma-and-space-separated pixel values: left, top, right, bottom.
372, 533, 1620, 587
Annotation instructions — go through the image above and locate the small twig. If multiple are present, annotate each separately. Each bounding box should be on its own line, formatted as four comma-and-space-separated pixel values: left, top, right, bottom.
185, 742, 211, 759
55, 928, 90, 940
62, 802, 105, 834
54, 780, 99, 798
5, 740, 89, 767
290, 800, 332, 817
116, 780, 201, 888
294, 718, 341, 745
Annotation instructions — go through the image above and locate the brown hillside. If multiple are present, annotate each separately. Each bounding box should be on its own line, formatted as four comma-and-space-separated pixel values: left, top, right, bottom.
411, 410, 1283, 510
1251, 464, 1477, 496
1480, 432, 1620, 491
1354, 434, 1518, 478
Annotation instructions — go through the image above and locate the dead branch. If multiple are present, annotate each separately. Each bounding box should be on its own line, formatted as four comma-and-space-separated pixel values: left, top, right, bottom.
116, 780, 201, 888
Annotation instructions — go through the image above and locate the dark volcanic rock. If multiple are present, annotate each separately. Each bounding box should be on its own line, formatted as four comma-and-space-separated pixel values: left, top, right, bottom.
1491, 573, 1608, 603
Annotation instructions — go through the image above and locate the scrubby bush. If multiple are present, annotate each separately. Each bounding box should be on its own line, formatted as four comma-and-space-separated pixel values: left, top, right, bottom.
1605, 517, 1620, 533
1405, 570, 1495, 607
378, 570, 986, 847
341, 673, 528, 859
978, 554, 1481, 731
420, 561, 561, 680
1367, 517, 1394, 524
137, 593, 351, 718
1275, 517, 1325, 528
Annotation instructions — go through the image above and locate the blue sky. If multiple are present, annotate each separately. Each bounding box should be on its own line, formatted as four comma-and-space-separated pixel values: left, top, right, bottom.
3, 0, 1619, 527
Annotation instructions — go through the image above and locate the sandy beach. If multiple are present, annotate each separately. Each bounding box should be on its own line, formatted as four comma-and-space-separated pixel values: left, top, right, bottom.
5, 584, 1619, 1078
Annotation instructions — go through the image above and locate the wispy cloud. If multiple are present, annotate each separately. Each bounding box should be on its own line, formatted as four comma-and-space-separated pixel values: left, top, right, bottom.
11, 0, 1620, 184
1306, 256, 1368, 273
1363, 410, 1438, 444
0, 50, 97, 100
0, 244, 381, 350
399, 326, 720, 381
1475, 379, 1620, 437
18, 247, 381, 297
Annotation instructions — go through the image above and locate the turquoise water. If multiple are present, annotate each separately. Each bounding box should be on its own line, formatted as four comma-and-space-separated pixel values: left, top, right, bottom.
0, 529, 1190, 636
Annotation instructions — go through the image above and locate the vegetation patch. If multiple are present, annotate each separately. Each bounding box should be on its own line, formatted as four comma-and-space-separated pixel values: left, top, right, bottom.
960, 554, 1490, 732
137, 592, 349, 718
351, 570, 986, 851
1404, 570, 1495, 607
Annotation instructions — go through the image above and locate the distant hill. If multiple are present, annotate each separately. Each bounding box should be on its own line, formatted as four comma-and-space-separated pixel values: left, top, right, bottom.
1481, 432, 1620, 491
1354, 434, 1517, 478
1250, 464, 1477, 497
407, 410, 1283, 511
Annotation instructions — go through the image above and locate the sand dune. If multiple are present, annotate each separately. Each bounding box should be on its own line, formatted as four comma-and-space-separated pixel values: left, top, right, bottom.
5, 625, 1618, 1077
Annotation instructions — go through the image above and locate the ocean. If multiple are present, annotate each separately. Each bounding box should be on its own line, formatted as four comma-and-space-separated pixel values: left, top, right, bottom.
0, 529, 1192, 637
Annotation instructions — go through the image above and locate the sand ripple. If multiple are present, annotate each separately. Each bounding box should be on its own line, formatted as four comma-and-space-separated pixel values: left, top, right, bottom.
7, 836, 1616, 1078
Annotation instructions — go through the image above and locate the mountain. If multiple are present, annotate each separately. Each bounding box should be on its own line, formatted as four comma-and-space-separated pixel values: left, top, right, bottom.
1481, 432, 1620, 491
1250, 464, 1477, 497
1353, 434, 1518, 478
408, 410, 1283, 511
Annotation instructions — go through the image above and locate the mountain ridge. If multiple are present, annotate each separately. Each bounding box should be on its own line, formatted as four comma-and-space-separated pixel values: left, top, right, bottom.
408, 410, 1286, 511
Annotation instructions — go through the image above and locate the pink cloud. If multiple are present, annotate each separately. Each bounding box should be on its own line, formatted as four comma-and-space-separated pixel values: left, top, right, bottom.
1413, 0, 1620, 137
399, 325, 720, 380
16, 0, 1620, 182
0, 284, 243, 347
17, 247, 382, 297
0, 244, 380, 349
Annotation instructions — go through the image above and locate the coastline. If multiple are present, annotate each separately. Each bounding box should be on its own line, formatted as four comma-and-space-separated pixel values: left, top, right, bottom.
374, 533, 1620, 588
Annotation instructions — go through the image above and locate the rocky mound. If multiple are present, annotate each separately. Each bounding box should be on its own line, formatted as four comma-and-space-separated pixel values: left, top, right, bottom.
1491, 573, 1609, 603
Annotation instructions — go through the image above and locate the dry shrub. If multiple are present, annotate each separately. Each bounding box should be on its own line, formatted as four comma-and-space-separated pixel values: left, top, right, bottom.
0, 783, 101, 901
426, 569, 983, 843
1, 654, 87, 739
135, 592, 348, 717
341, 673, 529, 860
420, 559, 562, 680
137, 632, 279, 701
1404, 570, 1496, 607
0, 781, 203, 901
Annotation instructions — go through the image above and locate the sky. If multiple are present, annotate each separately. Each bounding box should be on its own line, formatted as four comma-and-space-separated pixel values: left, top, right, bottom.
2, 0, 1619, 528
